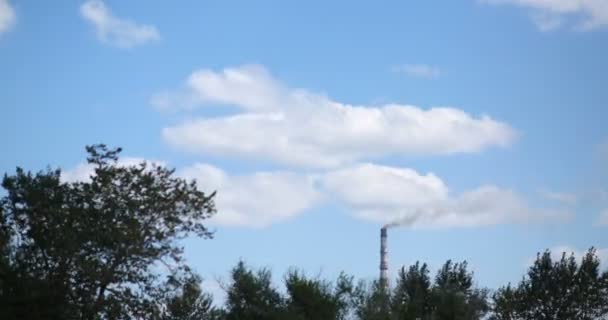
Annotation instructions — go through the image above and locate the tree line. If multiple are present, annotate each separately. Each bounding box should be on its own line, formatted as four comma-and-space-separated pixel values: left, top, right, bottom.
1, 145, 607, 319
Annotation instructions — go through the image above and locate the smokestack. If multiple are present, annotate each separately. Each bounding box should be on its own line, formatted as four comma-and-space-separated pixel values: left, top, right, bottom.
380, 227, 388, 290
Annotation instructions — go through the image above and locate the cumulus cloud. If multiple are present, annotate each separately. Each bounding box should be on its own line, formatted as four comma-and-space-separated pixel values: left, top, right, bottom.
597, 209, 608, 226
158, 65, 515, 168
61, 157, 165, 183
391, 64, 441, 79
0, 0, 15, 34
61, 158, 571, 229
179, 163, 321, 228
80, 0, 160, 48
323, 163, 572, 228
61, 159, 319, 228
483, 0, 608, 30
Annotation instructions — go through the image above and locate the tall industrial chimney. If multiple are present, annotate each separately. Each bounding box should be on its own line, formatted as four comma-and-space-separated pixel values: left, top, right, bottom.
380, 227, 388, 290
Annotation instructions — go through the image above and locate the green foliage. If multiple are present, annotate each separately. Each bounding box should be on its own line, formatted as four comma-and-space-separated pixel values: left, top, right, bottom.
222, 263, 357, 320
224, 261, 285, 320
391, 262, 433, 320
352, 260, 488, 320
431, 260, 489, 320
161, 274, 223, 320
0, 144, 216, 319
1, 144, 608, 320
491, 248, 608, 320
353, 280, 391, 320
284, 270, 352, 320
490, 284, 520, 320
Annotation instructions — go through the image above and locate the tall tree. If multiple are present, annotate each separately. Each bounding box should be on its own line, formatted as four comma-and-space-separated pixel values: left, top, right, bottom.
161, 273, 223, 320
284, 270, 353, 320
431, 260, 489, 320
490, 284, 519, 320
353, 280, 391, 320
574, 248, 608, 319
391, 262, 433, 320
491, 248, 608, 320
224, 261, 285, 320
0, 144, 217, 319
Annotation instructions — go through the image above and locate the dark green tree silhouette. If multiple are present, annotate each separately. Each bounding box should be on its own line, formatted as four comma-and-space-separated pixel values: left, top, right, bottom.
161, 273, 223, 320
224, 261, 285, 320
391, 261, 433, 320
490, 284, 520, 320
353, 280, 391, 320
491, 248, 608, 320
283, 270, 353, 320
431, 260, 489, 320
0, 144, 216, 319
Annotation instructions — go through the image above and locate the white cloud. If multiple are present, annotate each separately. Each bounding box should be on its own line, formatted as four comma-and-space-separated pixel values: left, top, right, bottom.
0, 0, 15, 34
61, 158, 571, 229
179, 163, 321, 228
61, 157, 165, 183
323, 163, 572, 228
158, 65, 515, 168
483, 0, 608, 30
62, 159, 319, 228
597, 209, 608, 226
539, 190, 578, 205
531, 11, 565, 31
324, 163, 448, 211
391, 64, 441, 79
80, 0, 160, 48
61, 163, 98, 183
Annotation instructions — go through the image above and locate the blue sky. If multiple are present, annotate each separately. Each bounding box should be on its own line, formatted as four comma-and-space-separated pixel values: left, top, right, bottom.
1, 0, 608, 299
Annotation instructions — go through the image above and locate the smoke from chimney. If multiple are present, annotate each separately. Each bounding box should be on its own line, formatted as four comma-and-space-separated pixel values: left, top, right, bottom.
383, 208, 441, 229
380, 227, 388, 290
379, 210, 431, 289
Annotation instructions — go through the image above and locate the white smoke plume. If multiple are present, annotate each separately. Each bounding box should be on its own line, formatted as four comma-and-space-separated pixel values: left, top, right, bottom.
382, 208, 444, 229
